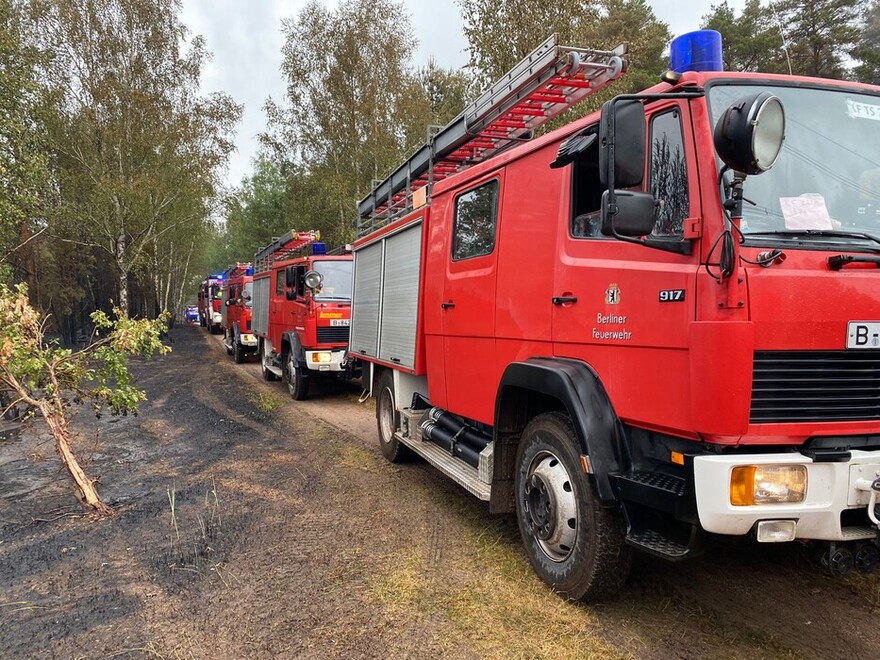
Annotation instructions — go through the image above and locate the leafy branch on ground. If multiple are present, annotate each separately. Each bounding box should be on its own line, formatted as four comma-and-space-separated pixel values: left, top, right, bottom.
0, 283, 170, 515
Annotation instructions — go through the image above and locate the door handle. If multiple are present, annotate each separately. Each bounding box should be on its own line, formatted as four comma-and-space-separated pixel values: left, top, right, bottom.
441, 301, 456, 310
552, 296, 578, 305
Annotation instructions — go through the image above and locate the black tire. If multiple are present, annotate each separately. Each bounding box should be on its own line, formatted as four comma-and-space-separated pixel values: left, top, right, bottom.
285, 349, 309, 401
260, 343, 278, 381
375, 370, 413, 463
514, 412, 630, 602
224, 331, 233, 355
233, 338, 245, 363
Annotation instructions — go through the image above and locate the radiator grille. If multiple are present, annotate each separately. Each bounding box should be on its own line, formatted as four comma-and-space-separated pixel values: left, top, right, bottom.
317, 326, 349, 344
751, 350, 880, 423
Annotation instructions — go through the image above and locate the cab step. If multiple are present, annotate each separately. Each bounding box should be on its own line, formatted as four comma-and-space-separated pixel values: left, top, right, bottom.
612, 471, 687, 514
626, 528, 693, 560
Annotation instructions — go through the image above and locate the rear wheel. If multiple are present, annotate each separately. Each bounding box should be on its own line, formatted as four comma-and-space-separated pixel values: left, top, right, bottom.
376, 370, 412, 462
285, 349, 309, 400
514, 412, 630, 602
260, 343, 278, 381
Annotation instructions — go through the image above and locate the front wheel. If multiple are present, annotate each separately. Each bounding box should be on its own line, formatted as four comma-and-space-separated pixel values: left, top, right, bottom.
285, 350, 309, 400
514, 412, 630, 602
224, 331, 233, 355
233, 338, 245, 363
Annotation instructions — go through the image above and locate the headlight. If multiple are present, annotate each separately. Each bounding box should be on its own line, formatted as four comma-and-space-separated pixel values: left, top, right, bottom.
730, 465, 807, 505
311, 352, 332, 363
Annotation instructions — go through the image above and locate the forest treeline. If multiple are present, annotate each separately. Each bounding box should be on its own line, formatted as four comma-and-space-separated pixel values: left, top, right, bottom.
2, 0, 879, 339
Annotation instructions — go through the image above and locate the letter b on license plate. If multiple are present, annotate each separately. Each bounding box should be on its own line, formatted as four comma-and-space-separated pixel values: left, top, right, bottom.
847, 321, 880, 348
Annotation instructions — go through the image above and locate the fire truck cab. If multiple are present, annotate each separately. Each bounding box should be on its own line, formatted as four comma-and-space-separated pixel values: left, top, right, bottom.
351, 31, 880, 600
252, 231, 357, 400
220, 262, 258, 363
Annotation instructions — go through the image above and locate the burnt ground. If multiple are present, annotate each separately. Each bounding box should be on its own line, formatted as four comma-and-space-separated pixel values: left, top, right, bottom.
0, 326, 878, 659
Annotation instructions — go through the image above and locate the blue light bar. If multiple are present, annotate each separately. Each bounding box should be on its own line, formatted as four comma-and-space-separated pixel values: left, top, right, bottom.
670, 30, 723, 73
312, 242, 327, 255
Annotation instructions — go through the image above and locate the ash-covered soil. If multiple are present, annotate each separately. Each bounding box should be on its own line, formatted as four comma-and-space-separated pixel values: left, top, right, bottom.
0, 326, 877, 659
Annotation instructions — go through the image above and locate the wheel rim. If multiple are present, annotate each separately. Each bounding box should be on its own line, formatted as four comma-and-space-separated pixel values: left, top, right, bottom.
378, 386, 394, 443
522, 449, 578, 562
261, 350, 269, 374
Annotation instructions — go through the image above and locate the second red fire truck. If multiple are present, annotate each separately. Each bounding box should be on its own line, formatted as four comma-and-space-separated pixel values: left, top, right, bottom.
252, 230, 357, 400
220, 262, 258, 363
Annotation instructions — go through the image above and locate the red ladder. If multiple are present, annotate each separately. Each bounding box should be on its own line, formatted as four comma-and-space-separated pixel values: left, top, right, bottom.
253, 230, 320, 274
357, 34, 628, 235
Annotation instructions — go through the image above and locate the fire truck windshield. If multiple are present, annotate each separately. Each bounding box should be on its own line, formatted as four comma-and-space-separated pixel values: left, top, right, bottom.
709, 83, 880, 246
313, 260, 352, 300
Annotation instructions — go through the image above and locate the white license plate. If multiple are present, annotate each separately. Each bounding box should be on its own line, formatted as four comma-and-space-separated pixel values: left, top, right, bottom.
330, 319, 350, 327
847, 321, 880, 349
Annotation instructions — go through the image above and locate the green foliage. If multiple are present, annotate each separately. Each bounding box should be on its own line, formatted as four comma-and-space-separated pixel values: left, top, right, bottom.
702, 0, 869, 78
0, 283, 170, 418
854, 0, 880, 84
259, 0, 468, 249
0, 0, 54, 281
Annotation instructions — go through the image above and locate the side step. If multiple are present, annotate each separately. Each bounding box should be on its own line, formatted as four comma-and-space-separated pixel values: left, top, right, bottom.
396, 408, 491, 501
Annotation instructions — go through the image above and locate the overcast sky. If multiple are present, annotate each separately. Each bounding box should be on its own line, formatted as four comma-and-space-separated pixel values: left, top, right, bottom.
180, 0, 744, 188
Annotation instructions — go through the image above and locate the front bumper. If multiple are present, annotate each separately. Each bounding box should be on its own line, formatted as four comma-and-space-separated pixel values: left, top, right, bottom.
304, 349, 348, 372
693, 450, 880, 541
211, 312, 222, 324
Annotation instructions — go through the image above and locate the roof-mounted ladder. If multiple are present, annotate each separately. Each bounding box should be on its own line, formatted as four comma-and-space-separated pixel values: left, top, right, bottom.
253, 230, 320, 274
220, 262, 253, 279
356, 34, 628, 236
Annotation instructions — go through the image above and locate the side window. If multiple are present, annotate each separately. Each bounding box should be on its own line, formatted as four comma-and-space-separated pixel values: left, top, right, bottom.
452, 179, 499, 261
649, 109, 689, 237
275, 270, 284, 296
569, 126, 603, 238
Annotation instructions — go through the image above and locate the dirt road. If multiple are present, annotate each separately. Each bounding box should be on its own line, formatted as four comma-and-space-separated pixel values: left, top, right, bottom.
0, 327, 877, 659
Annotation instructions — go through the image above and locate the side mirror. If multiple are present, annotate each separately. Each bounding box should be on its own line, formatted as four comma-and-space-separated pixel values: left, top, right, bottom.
286, 290, 295, 301
304, 270, 323, 290
286, 266, 297, 288
599, 98, 646, 188
241, 290, 251, 301
601, 190, 656, 237
713, 92, 785, 175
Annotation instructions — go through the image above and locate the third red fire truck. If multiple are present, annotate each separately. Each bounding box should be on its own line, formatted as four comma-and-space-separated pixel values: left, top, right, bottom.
351, 31, 880, 600
198, 275, 223, 334
252, 230, 357, 400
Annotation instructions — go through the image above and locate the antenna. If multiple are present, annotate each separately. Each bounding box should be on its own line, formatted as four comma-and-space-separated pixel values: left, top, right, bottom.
770, 2, 793, 75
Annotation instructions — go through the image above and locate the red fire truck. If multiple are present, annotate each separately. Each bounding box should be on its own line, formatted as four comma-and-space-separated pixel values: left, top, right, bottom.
351, 31, 880, 600
252, 230, 357, 400
220, 262, 258, 363
197, 275, 224, 334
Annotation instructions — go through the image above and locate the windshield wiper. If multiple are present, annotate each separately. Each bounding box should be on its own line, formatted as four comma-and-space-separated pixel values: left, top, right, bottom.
744, 229, 880, 251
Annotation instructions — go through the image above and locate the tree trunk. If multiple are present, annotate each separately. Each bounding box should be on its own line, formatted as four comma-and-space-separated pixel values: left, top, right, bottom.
19, 221, 35, 289
42, 404, 114, 516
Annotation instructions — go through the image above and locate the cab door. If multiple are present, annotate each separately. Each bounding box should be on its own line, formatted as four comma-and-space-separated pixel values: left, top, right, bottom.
440, 174, 503, 425
551, 101, 701, 432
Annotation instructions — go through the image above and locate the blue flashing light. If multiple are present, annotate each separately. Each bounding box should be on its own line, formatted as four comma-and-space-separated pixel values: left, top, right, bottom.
245, 267, 253, 276
670, 30, 723, 74
312, 242, 327, 255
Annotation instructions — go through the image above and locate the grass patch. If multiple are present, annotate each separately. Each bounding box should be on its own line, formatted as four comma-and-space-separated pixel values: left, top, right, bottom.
337, 443, 382, 472
843, 571, 880, 609
246, 391, 282, 414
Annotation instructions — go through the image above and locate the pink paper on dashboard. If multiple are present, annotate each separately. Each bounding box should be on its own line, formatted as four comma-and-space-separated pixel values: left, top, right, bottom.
779, 196, 834, 230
